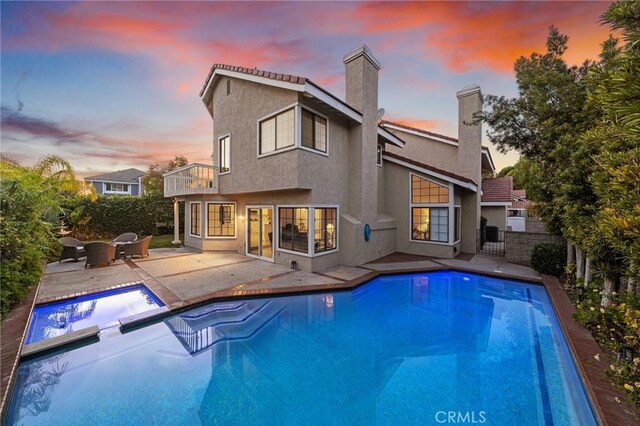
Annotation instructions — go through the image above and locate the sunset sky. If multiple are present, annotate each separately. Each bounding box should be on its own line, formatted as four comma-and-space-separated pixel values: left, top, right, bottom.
1, 1, 612, 176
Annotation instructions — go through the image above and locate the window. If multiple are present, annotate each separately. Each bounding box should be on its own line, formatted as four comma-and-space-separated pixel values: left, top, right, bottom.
226, 79, 231, 96
314, 208, 337, 252
259, 108, 295, 154
411, 207, 448, 242
105, 183, 128, 192
377, 145, 383, 166
301, 109, 327, 153
278, 207, 309, 253
207, 203, 235, 237
190, 203, 201, 236
410, 174, 450, 243
454, 207, 461, 242
219, 135, 230, 173
411, 175, 449, 203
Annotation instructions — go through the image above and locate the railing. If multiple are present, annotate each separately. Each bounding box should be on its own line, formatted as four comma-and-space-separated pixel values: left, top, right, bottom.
163, 163, 216, 197
477, 228, 506, 256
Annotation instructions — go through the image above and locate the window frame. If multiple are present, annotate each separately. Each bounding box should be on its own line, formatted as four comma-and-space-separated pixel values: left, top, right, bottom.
218, 133, 231, 175
256, 103, 330, 159
189, 201, 202, 238
299, 106, 329, 155
205, 201, 237, 239
276, 205, 339, 257
104, 182, 130, 194
313, 207, 338, 254
409, 173, 452, 245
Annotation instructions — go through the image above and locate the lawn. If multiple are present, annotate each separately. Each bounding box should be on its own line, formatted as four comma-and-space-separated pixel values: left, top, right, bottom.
149, 234, 184, 249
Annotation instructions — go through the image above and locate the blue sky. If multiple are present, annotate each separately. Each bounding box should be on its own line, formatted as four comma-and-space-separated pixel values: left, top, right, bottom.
1, 1, 612, 176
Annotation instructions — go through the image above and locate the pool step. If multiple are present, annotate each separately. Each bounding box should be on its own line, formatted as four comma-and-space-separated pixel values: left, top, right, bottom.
165, 300, 284, 355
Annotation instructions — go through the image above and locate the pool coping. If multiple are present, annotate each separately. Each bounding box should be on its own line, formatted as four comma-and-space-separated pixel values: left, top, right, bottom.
2, 265, 637, 425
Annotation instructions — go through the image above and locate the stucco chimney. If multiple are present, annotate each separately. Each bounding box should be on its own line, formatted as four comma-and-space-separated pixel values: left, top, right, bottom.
456, 85, 482, 184
456, 84, 482, 254
343, 45, 380, 222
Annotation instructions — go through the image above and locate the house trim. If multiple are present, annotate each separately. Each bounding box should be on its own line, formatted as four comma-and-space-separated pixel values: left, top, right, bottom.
204, 201, 237, 239
384, 155, 478, 192
481, 201, 512, 207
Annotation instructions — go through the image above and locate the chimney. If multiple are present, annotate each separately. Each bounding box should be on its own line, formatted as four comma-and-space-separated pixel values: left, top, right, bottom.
343, 44, 380, 224
456, 85, 482, 184
456, 84, 482, 254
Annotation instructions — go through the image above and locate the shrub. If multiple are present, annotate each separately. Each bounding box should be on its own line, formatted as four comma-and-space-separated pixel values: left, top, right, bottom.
67, 194, 183, 239
531, 242, 566, 276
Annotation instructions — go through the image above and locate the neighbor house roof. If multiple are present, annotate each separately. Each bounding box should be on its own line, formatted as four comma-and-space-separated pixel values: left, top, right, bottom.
383, 151, 477, 191
199, 63, 405, 148
481, 176, 513, 203
85, 168, 145, 183
511, 189, 533, 209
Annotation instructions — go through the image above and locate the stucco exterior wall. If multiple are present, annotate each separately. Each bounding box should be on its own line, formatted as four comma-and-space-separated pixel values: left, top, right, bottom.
481, 206, 507, 230
386, 131, 462, 177
384, 162, 456, 258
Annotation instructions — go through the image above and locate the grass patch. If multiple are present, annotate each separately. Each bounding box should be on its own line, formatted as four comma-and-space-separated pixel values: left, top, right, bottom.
149, 234, 183, 249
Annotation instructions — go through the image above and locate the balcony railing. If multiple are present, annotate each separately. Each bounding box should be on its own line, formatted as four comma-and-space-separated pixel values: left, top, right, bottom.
163, 163, 216, 197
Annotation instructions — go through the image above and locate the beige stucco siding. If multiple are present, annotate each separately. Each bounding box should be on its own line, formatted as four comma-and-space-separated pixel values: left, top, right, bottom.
386, 131, 463, 177
481, 206, 507, 230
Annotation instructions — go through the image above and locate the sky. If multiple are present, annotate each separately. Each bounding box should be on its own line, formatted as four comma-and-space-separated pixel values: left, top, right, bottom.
1, 1, 613, 177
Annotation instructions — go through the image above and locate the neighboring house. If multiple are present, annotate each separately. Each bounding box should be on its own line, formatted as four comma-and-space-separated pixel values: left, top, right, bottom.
480, 176, 513, 232
85, 168, 145, 196
508, 189, 535, 232
164, 45, 496, 272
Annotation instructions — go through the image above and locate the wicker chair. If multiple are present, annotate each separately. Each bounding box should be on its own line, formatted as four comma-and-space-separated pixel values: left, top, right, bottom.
112, 232, 138, 243
123, 236, 153, 259
59, 237, 86, 262
84, 242, 116, 268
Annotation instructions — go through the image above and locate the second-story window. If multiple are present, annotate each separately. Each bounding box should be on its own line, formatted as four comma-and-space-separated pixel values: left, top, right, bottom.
377, 145, 383, 166
301, 109, 327, 153
259, 108, 295, 154
219, 135, 230, 174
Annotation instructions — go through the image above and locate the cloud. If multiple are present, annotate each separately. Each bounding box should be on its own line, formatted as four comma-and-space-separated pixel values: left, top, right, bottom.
1, 106, 88, 144
350, 1, 611, 73
385, 117, 444, 131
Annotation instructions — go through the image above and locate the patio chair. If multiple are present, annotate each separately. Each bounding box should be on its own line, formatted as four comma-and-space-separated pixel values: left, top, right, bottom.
122, 236, 153, 259
84, 242, 116, 268
59, 237, 87, 262
112, 232, 138, 243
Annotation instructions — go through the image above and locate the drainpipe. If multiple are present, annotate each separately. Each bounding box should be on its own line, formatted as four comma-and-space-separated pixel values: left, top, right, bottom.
172, 198, 181, 245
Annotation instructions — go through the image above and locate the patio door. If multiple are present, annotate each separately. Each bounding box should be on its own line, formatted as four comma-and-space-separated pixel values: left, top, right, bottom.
247, 206, 274, 261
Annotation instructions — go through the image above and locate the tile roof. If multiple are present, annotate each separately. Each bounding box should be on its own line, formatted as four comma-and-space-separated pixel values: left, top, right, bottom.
511, 189, 533, 209
481, 176, 513, 202
384, 151, 476, 186
200, 64, 307, 97
85, 168, 145, 183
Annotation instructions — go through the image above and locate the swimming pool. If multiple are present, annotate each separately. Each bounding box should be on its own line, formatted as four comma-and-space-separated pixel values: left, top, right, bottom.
25, 284, 164, 344
7, 271, 596, 425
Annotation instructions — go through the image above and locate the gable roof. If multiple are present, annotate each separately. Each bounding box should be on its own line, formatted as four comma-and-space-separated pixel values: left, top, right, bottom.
511, 189, 533, 209
383, 151, 477, 191
85, 168, 145, 183
481, 176, 513, 203
199, 63, 405, 148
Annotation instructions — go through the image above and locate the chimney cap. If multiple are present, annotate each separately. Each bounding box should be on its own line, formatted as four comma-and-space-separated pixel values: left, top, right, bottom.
343, 44, 381, 70
456, 84, 481, 99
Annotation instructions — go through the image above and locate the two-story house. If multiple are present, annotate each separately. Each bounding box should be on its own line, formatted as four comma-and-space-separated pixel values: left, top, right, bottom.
85, 168, 145, 196
164, 45, 495, 272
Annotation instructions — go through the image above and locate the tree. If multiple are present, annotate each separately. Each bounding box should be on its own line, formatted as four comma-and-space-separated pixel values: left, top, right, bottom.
496, 165, 514, 177
141, 155, 189, 197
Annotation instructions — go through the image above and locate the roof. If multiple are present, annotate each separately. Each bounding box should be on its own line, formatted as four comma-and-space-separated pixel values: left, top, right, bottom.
383, 151, 477, 190
85, 168, 145, 183
199, 63, 405, 148
200, 64, 307, 97
511, 189, 533, 209
481, 176, 513, 203
380, 120, 459, 144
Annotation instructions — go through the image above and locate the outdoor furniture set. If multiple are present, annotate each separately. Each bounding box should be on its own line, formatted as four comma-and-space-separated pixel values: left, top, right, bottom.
58, 233, 153, 268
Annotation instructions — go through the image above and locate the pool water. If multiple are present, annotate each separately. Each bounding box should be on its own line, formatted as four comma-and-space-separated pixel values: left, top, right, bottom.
25, 284, 164, 344
7, 272, 595, 425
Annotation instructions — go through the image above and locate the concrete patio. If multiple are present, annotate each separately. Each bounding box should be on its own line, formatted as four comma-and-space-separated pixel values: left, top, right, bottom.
38, 248, 540, 308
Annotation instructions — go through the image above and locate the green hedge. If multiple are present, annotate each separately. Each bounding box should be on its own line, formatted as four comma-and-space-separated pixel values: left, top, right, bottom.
69, 195, 183, 238
531, 242, 567, 277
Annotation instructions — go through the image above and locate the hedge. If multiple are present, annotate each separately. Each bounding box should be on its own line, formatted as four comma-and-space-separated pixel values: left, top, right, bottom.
531, 242, 567, 277
69, 195, 183, 238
